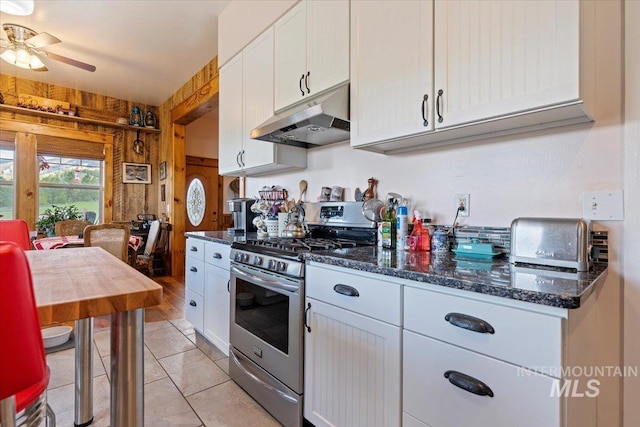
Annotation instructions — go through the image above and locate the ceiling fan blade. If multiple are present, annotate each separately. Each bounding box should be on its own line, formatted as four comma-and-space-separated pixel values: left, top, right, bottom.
42, 51, 96, 72
26, 32, 61, 49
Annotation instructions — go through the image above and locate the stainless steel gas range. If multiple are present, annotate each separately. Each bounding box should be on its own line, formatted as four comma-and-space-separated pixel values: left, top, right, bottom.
228, 202, 376, 427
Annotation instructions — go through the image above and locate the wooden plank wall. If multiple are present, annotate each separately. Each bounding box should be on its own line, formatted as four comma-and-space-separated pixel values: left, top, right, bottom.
0, 74, 159, 222
157, 57, 219, 277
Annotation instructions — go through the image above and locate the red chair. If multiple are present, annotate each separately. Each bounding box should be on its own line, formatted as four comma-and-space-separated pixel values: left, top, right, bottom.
0, 241, 55, 426
0, 219, 32, 250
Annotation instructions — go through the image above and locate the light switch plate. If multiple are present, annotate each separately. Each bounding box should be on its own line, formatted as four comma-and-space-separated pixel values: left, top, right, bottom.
582, 190, 624, 220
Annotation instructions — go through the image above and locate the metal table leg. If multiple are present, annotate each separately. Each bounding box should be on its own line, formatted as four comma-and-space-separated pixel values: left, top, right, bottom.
74, 318, 93, 427
110, 308, 144, 426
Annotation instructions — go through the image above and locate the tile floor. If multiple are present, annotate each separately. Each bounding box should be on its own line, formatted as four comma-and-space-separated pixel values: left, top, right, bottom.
46, 317, 281, 426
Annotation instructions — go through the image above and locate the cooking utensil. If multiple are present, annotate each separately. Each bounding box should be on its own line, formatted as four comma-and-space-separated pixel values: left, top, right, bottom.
298, 180, 308, 203
362, 198, 384, 223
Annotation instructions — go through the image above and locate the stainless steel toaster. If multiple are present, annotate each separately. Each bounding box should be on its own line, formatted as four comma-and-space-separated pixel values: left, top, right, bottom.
509, 217, 591, 271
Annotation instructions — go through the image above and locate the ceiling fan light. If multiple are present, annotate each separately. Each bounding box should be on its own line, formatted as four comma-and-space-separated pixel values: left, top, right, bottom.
0, 0, 34, 16
16, 47, 30, 63
29, 55, 45, 70
0, 49, 17, 64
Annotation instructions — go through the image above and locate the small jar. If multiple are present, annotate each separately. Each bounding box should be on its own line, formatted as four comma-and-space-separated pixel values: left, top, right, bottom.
431, 230, 450, 252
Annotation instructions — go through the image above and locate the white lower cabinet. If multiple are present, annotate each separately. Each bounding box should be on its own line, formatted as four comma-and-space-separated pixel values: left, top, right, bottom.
185, 238, 230, 355
304, 263, 402, 427
403, 330, 560, 427
204, 263, 230, 355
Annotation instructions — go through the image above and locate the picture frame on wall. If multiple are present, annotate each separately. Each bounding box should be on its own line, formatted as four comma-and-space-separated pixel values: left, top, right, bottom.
122, 163, 151, 184
159, 161, 167, 181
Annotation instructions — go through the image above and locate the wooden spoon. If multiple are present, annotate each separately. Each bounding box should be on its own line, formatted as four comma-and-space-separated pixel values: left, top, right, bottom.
298, 180, 308, 203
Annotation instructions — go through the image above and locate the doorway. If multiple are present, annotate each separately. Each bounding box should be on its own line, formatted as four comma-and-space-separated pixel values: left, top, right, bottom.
185, 156, 222, 232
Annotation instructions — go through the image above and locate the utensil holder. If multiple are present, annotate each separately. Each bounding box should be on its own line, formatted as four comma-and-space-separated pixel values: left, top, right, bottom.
277, 212, 289, 237
266, 219, 279, 237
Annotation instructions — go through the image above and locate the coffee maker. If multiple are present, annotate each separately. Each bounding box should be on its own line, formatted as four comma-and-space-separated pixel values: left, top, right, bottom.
227, 198, 258, 235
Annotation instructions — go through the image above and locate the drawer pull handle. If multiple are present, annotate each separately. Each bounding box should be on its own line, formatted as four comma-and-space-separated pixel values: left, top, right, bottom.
212, 252, 222, 259
421, 93, 429, 127
444, 370, 494, 397
333, 284, 360, 297
445, 312, 495, 334
190, 246, 198, 252
190, 266, 198, 272
189, 300, 197, 307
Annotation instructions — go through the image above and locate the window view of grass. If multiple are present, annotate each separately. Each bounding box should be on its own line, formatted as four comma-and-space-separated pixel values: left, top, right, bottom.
38, 156, 102, 222
0, 153, 102, 221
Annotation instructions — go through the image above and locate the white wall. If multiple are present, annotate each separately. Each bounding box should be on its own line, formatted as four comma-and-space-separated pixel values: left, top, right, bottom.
186, 109, 218, 159
624, 1, 640, 425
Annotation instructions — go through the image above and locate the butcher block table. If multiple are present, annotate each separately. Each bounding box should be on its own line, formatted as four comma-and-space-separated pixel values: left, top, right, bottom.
26, 246, 163, 426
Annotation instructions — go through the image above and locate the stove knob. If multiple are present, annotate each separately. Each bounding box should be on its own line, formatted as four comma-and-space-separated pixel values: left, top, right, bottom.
276, 261, 287, 272
241, 253, 250, 263
233, 252, 241, 262
268, 259, 276, 270
253, 256, 262, 266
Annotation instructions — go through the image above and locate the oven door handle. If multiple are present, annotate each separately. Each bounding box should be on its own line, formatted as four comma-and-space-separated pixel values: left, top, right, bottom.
230, 265, 300, 293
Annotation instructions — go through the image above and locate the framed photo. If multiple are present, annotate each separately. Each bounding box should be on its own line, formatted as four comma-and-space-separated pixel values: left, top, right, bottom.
159, 161, 167, 181
122, 163, 151, 184
161, 184, 166, 201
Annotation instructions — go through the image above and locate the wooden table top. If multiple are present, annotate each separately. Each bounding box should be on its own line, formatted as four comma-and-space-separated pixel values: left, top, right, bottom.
26, 247, 163, 326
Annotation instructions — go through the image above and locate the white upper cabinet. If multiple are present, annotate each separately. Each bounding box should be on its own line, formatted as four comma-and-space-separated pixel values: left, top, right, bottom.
219, 27, 307, 176
274, 0, 350, 112
433, 0, 580, 128
351, 0, 594, 153
350, 0, 434, 147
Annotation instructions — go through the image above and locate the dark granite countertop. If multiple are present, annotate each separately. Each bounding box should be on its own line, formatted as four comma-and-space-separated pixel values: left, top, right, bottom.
184, 231, 243, 245
305, 247, 608, 309
183, 232, 608, 309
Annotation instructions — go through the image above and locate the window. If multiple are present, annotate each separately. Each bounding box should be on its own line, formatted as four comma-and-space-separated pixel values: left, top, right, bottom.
38, 155, 103, 223
0, 149, 14, 219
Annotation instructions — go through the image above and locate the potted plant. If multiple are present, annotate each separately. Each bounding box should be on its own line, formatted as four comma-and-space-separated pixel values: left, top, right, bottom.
36, 204, 83, 237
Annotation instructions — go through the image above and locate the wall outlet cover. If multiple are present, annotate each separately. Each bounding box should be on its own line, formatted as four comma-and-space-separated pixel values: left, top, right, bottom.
582, 190, 624, 220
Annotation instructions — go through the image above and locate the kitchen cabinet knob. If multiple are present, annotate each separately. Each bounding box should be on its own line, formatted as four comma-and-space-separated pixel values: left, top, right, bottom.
190, 266, 198, 272
444, 312, 495, 334
444, 370, 494, 397
305, 71, 310, 94
304, 302, 312, 333
333, 284, 360, 297
189, 300, 197, 307
421, 94, 429, 127
299, 74, 305, 96
436, 89, 444, 123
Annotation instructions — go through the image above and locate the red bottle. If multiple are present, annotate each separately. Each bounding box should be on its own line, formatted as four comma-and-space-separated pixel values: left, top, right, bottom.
409, 212, 430, 252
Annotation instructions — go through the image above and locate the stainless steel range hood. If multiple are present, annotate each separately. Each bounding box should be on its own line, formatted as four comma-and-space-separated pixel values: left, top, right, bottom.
250, 84, 349, 148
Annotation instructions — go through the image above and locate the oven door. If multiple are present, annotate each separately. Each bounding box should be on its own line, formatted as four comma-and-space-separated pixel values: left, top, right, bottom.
229, 261, 304, 393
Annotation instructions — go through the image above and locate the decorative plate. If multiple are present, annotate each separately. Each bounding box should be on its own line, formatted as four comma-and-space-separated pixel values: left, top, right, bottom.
186, 178, 205, 227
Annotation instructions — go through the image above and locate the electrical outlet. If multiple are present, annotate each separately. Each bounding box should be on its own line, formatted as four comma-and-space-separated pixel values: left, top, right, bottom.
455, 194, 470, 217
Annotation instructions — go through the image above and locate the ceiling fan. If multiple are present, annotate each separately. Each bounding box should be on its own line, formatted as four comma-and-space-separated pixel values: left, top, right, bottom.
0, 23, 96, 72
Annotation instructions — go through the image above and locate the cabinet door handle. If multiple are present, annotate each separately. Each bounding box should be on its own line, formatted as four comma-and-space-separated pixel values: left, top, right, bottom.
212, 252, 222, 259
436, 89, 444, 123
333, 284, 360, 297
304, 71, 310, 94
299, 74, 305, 96
304, 302, 312, 333
421, 94, 429, 127
190, 246, 198, 252
444, 370, 494, 397
189, 300, 197, 307
227, 279, 230, 293
240, 150, 246, 167
236, 151, 242, 167
444, 312, 495, 334
190, 266, 198, 272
